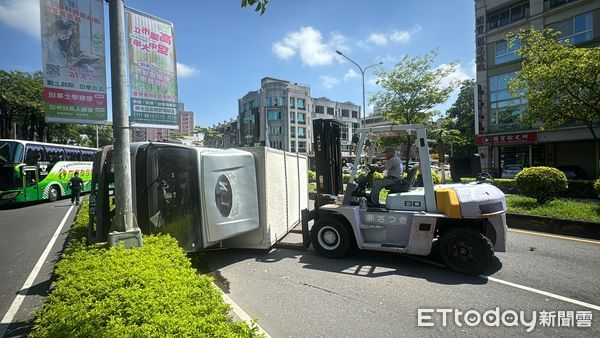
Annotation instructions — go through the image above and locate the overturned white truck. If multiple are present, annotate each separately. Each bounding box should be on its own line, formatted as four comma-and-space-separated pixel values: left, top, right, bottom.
88, 143, 308, 250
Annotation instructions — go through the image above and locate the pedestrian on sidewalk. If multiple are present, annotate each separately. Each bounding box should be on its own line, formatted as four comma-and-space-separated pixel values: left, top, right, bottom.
69, 171, 83, 205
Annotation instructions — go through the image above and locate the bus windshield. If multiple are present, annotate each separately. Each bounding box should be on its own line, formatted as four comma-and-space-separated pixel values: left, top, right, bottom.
0, 141, 24, 164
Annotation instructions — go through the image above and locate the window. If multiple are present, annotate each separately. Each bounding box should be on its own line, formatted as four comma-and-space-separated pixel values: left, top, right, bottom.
81, 150, 96, 161
340, 124, 348, 140
297, 112, 305, 124
551, 12, 593, 45
351, 110, 358, 118
25, 145, 45, 165
341, 109, 350, 117
269, 126, 282, 135
267, 97, 284, 107
297, 98, 305, 110
327, 107, 334, 115
495, 38, 521, 64
291, 140, 296, 152
352, 123, 359, 130
290, 126, 296, 137
268, 111, 281, 121
44, 146, 65, 164
550, 0, 576, 8
489, 72, 527, 131
290, 97, 295, 108
297, 127, 306, 138
298, 141, 306, 153
289, 111, 295, 123
488, 2, 529, 30
315, 105, 325, 114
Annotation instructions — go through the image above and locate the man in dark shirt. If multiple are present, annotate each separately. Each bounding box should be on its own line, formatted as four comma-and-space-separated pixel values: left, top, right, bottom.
69, 171, 84, 205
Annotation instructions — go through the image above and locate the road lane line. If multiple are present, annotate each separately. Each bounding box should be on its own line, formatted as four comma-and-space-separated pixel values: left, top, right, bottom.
213, 282, 272, 338
508, 228, 600, 245
482, 276, 600, 311
403, 255, 600, 311
0, 204, 75, 337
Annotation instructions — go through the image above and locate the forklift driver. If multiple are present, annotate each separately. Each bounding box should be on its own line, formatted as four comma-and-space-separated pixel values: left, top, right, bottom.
369, 146, 403, 206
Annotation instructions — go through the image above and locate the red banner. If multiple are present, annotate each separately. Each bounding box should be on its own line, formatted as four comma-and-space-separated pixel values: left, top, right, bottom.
43, 88, 106, 107
476, 132, 538, 145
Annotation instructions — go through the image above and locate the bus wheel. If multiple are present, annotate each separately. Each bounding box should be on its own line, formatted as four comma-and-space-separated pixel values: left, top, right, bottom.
48, 185, 60, 202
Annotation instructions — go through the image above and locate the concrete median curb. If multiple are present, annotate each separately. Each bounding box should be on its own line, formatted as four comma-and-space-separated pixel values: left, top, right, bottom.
507, 213, 600, 240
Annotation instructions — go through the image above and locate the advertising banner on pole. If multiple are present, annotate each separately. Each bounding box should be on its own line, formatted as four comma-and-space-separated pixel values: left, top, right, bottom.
40, 0, 107, 124
127, 8, 179, 129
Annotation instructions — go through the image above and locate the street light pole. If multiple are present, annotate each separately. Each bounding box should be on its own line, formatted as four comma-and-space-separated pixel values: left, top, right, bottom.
335, 50, 382, 127
107, 0, 141, 247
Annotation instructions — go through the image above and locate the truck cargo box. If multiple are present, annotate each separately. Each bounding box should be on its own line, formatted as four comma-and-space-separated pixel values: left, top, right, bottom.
224, 147, 309, 249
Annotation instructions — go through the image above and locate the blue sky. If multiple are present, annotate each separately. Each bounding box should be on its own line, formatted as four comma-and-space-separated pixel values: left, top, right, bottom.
0, 0, 476, 128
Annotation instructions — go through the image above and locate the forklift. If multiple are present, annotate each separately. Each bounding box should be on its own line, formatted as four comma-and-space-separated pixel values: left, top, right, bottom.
302, 120, 507, 275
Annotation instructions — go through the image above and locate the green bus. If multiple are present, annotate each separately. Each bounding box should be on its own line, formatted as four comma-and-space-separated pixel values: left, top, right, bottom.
0, 139, 97, 206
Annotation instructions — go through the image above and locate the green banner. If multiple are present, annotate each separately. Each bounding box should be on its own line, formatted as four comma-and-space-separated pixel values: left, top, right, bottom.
127, 8, 179, 129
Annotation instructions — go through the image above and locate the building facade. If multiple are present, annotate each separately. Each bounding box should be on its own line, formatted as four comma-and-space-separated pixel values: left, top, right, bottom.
233, 77, 361, 157
475, 0, 600, 178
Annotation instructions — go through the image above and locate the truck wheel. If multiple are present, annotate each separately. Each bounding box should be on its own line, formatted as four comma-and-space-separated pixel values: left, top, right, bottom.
48, 185, 60, 202
311, 217, 351, 258
439, 227, 493, 275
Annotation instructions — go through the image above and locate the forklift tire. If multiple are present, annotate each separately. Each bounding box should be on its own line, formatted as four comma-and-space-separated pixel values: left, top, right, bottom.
439, 227, 493, 276
311, 217, 351, 258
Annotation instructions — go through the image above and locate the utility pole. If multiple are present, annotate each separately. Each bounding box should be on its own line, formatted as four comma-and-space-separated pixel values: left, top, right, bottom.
107, 0, 142, 247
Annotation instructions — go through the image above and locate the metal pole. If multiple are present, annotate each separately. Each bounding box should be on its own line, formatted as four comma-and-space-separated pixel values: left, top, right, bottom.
335, 51, 381, 128
108, 0, 134, 233
96, 125, 99, 148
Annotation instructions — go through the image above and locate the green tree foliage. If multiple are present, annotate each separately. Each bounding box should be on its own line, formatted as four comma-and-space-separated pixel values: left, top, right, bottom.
241, 0, 269, 15
507, 28, 600, 138
371, 51, 459, 169
194, 126, 223, 147
0, 70, 112, 146
444, 79, 477, 156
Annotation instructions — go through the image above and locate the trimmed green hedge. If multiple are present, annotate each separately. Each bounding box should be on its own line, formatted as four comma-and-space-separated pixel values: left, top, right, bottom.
460, 177, 597, 199
31, 199, 259, 337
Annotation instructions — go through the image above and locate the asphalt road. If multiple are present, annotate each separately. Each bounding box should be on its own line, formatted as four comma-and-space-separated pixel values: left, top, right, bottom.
0, 199, 77, 337
200, 229, 600, 337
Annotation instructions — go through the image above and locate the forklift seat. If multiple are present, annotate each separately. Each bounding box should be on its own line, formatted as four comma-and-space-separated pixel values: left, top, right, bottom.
386, 166, 419, 193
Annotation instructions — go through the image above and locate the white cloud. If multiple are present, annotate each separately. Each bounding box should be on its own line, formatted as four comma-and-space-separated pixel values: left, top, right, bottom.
177, 63, 200, 78
367, 76, 379, 86
320, 75, 340, 89
361, 25, 422, 48
0, 0, 40, 38
367, 33, 388, 46
390, 24, 422, 44
272, 26, 341, 66
437, 62, 471, 89
469, 58, 476, 77
343, 68, 359, 81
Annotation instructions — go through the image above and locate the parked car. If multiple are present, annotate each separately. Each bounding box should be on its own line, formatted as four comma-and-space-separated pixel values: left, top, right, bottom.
501, 164, 523, 178
555, 165, 589, 180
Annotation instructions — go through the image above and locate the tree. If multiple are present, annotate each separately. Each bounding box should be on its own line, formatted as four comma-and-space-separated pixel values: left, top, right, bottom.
194, 126, 223, 147
444, 79, 477, 156
507, 28, 600, 173
0, 71, 45, 140
371, 51, 459, 169
241, 0, 269, 15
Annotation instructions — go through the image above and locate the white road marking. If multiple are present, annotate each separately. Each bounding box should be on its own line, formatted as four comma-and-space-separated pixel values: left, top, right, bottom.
0, 204, 75, 337
482, 276, 600, 312
404, 255, 600, 312
508, 228, 600, 245
213, 282, 272, 338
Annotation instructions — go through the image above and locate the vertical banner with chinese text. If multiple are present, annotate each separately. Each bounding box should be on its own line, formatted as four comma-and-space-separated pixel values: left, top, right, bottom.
127, 8, 179, 129
40, 0, 107, 124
